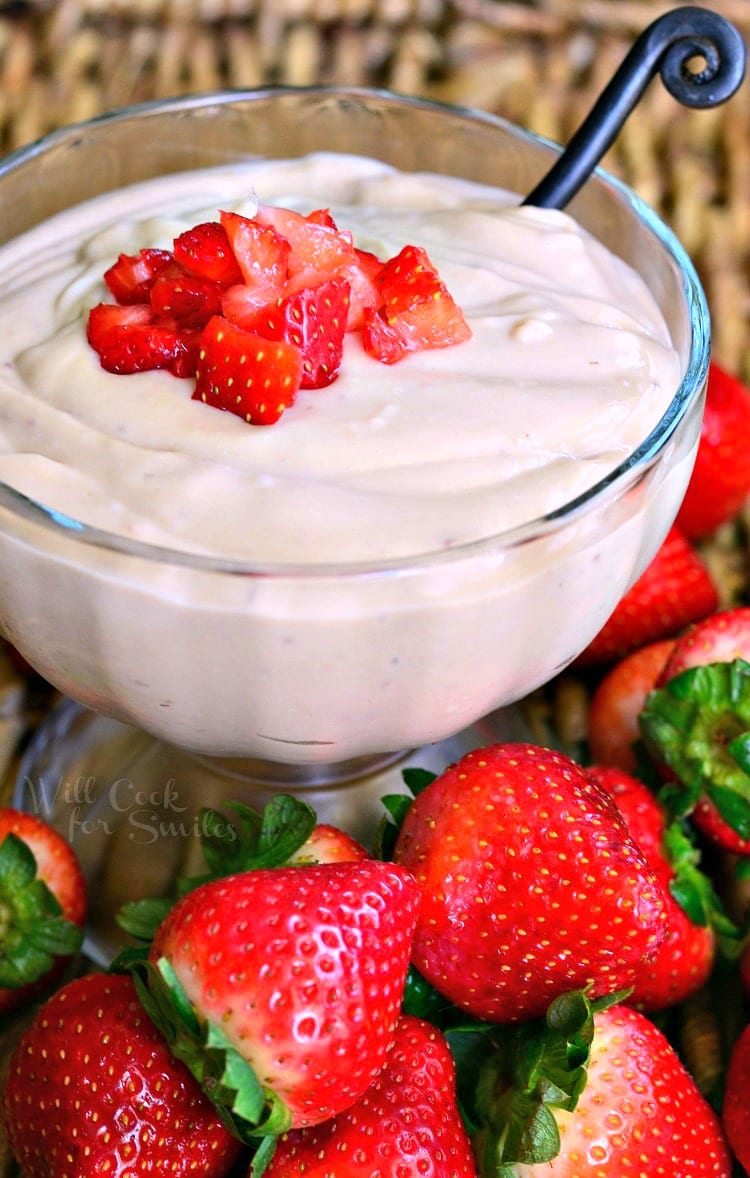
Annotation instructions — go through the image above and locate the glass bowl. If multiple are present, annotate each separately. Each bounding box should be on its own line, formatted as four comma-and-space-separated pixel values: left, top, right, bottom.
0, 87, 708, 769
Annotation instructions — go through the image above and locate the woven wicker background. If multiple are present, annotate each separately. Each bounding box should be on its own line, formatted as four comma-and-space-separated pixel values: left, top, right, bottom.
2, 0, 750, 374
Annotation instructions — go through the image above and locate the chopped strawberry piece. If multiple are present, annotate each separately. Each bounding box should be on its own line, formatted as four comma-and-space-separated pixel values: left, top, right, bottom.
362, 244, 471, 363
149, 265, 223, 328
173, 220, 244, 287
193, 315, 303, 425
242, 278, 350, 389
256, 204, 356, 286
103, 248, 174, 305
87, 303, 192, 376
220, 283, 278, 331
337, 248, 383, 331
305, 208, 338, 228
219, 211, 290, 304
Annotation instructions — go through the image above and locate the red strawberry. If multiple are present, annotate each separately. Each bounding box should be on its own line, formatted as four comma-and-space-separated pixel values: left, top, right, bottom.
334, 247, 383, 331
239, 278, 350, 388
692, 796, 750, 855
639, 608, 750, 854
264, 1015, 477, 1177
138, 859, 420, 1136
173, 219, 244, 286
193, 314, 303, 425
219, 210, 290, 304
659, 605, 750, 681
0, 809, 86, 1014
392, 742, 668, 1023
255, 204, 356, 287
288, 823, 371, 864
587, 765, 716, 1011
103, 247, 174, 304
474, 1000, 732, 1176
577, 526, 718, 665
676, 361, 750, 539
87, 302, 198, 376
587, 638, 676, 772
149, 264, 223, 328
304, 208, 338, 228
723, 1023, 750, 1173
1, 972, 241, 1178
362, 244, 472, 364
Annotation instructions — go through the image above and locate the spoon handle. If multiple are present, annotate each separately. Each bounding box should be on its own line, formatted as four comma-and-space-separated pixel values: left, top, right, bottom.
523, 5, 746, 210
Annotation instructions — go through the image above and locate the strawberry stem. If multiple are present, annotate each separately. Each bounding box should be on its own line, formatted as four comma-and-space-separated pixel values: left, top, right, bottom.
450, 988, 628, 1171
129, 956, 293, 1145
639, 659, 750, 837
0, 833, 82, 988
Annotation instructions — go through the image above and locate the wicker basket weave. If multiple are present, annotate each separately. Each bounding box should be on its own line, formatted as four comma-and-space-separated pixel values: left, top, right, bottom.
2, 0, 750, 374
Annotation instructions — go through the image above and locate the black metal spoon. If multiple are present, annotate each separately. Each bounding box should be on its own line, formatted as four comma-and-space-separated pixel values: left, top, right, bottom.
523, 6, 747, 210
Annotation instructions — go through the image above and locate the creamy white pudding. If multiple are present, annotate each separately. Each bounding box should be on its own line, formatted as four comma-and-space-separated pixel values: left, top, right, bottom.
0, 154, 680, 563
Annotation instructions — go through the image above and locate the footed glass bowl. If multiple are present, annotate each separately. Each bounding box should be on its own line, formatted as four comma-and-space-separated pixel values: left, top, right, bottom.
0, 87, 708, 769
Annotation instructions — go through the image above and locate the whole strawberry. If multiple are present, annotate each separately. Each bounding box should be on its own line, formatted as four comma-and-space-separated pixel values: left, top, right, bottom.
392, 743, 668, 1022
474, 999, 732, 1176
587, 638, 675, 772
1, 972, 241, 1178
587, 765, 717, 1011
0, 808, 86, 1014
676, 360, 750, 539
139, 859, 420, 1139
639, 607, 750, 854
263, 1015, 477, 1177
723, 1023, 750, 1171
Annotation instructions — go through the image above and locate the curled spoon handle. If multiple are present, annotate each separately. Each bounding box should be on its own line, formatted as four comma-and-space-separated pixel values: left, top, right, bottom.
523, 6, 747, 210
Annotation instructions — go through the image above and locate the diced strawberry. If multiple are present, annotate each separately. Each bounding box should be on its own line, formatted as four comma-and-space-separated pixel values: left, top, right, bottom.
172, 221, 244, 287
305, 208, 338, 229
193, 315, 303, 425
87, 303, 192, 376
362, 244, 472, 364
218, 211, 290, 305
220, 283, 277, 331
241, 278, 350, 389
149, 265, 223, 329
255, 203, 356, 286
336, 248, 383, 331
103, 248, 175, 305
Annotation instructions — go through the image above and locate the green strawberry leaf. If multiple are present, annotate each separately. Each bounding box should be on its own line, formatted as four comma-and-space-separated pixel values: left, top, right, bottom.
129, 955, 292, 1144
0, 833, 37, 893
376, 767, 438, 858
464, 988, 612, 1169
401, 767, 438, 796
116, 794, 318, 945
402, 964, 452, 1026
0, 833, 83, 988
117, 896, 175, 942
199, 795, 317, 876
709, 785, 750, 841
660, 819, 742, 952
639, 659, 750, 835
248, 1132, 278, 1177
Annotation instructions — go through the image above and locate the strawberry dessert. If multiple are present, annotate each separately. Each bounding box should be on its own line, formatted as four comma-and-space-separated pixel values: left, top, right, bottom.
0, 152, 700, 760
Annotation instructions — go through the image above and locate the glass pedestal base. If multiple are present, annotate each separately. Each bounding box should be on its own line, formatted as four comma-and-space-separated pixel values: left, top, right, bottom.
13, 697, 533, 965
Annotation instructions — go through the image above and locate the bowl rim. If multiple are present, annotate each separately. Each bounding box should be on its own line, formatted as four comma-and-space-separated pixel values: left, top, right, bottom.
0, 84, 710, 579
